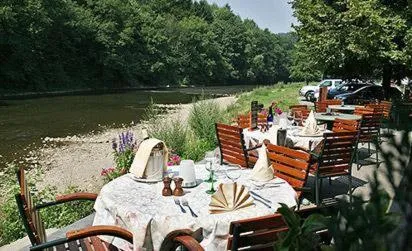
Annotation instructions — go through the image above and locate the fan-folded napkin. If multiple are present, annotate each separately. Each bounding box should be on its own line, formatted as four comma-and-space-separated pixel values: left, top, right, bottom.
209, 183, 254, 214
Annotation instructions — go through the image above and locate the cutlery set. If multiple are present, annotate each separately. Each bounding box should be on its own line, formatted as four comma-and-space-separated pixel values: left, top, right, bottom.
174, 198, 198, 217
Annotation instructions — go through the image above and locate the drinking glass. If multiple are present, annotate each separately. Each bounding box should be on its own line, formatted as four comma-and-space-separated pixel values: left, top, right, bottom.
204, 152, 217, 183
205, 170, 216, 194
225, 169, 241, 183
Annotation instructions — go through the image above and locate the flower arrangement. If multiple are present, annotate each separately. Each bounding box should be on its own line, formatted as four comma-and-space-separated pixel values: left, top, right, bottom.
275, 107, 283, 115
102, 131, 136, 182
270, 101, 283, 115
167, 153, 181, 166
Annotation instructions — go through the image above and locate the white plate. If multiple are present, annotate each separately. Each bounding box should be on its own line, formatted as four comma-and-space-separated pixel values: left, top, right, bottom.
129, 174, 162, 183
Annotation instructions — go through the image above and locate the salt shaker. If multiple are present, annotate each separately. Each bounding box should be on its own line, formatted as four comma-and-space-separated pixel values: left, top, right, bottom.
162, 177, 172, 196
173, 177, 184, 196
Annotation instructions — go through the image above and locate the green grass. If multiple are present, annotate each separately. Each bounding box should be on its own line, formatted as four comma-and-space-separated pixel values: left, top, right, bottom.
226, 82, 309, 118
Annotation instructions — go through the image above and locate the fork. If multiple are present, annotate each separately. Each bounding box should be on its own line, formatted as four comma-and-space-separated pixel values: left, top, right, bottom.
181, 199, 198, 218
174, 198, 186, 213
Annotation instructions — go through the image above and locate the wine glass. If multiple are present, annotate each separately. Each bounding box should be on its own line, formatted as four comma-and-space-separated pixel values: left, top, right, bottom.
205, 170, 216, 194
204, 152, 217, 183
225, 169, 241, 183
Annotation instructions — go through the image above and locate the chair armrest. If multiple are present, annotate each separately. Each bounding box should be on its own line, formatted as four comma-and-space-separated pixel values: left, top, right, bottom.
173, 236, 204, 251
245, 143, 262, 151
66, 225, 133, 243
35, 192, 98, 210
30, 226, 133, 251
294, 186, 312, 193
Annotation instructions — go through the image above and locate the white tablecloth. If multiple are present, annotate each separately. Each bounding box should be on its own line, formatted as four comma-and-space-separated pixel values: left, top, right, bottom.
243, 127, 324, 151
93, 165, 297, 251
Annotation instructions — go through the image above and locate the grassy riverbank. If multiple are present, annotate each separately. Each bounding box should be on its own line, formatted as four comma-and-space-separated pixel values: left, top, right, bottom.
0, 83, 304, 246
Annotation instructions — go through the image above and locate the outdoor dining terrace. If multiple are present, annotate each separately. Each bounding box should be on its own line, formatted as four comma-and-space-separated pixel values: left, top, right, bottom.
13, 95, 411, 251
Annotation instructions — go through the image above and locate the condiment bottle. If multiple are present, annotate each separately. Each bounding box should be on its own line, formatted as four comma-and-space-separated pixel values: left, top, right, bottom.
162, 177, 172, 196
173, 177, 184, 196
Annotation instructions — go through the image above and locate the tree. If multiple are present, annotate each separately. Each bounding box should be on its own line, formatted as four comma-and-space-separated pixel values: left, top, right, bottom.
291, 0, 410, 97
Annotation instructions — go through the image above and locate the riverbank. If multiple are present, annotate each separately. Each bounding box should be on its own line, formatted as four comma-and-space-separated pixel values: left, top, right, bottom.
29, 96, 237, 193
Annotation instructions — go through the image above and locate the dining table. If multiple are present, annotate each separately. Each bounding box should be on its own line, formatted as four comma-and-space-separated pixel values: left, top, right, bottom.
92, 165, 298, 251
314, 112, 362, 130
243, 126, 326, 151
327, 105, 359, 113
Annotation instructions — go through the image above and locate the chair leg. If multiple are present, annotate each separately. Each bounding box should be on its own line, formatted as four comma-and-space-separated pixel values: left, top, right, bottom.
368, 142, 371, 155
348, 175, 352, 204
315, 177, 320, 206
329, 177, 332, 185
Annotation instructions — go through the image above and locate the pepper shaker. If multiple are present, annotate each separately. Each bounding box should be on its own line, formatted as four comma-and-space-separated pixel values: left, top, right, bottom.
173, 177, 184, 196
162, 177, 172, 196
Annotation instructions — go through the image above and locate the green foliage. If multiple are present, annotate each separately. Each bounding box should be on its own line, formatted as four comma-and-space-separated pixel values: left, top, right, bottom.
147, 118, 188, 157
0, 168, 93, 246
182, 135, 214, 162
188, 97, 224, 146
291, 0, 411, 90
1, 0, 296, 93
275, 203, 327, 251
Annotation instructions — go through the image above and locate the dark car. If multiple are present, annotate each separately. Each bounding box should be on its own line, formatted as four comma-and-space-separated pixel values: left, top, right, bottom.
327, 83, 371, 99
335, 85, 402, 104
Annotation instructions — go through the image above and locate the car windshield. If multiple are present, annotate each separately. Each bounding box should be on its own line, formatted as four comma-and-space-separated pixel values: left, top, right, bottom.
334, 81, 343, 88
319, 80, 332, 87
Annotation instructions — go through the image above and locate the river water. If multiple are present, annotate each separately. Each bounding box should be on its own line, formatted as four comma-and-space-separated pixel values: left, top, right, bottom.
0, 86, 255, 168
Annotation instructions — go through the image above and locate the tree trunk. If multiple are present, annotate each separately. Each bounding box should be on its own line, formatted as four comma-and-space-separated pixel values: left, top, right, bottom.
382, 64, 392, 100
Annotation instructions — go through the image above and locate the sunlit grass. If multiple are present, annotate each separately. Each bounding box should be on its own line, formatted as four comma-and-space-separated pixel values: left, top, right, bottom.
226, 82, 313, 118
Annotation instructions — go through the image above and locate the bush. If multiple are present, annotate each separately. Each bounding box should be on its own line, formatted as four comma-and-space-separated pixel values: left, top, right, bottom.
182, 134, 215, 161
147, 118, 188, 156
188, 98, 224, 147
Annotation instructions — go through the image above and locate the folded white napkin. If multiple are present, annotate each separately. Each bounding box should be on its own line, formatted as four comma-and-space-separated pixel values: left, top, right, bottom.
129, 138, 168, 179
301, 110, 321, 135
251, 145, 274, 182
267, 125, 280, 145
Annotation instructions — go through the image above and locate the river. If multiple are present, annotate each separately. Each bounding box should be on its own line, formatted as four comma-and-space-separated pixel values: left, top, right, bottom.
0, 86, 256, 168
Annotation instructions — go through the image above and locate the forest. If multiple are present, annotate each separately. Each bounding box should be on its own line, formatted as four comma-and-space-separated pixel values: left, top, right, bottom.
0, 0, 299, 92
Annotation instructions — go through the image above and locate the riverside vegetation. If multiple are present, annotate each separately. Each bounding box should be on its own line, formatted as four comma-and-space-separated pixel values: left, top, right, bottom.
0, 83, 303, 245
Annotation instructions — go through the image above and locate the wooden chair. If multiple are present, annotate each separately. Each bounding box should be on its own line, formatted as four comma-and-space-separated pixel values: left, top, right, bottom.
265, 142, 311, 208
289, 104, 308, 111
237, 114, 249, 129
332, 118, 360, 132
315, 100, 343, 113
170, 206, 336, 251
215, 123, 260, 168
310, 131, 359, 205
294, 109, 310, 126
354, 106, 383, 168
15, 167, 134, 251
237, 113, 267, 129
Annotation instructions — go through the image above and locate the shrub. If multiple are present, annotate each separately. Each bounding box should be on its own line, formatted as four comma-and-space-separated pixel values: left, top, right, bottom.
182, 134, 215, 161
147, 118, 188, 156
188, 98, 224, 147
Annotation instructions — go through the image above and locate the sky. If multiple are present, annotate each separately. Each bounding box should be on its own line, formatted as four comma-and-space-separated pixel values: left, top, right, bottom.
206, 0, 297, 34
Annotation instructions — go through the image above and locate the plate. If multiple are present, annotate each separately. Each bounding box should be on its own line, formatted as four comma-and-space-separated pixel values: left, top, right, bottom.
128, 174, 162, 183
297, 130, 324, 137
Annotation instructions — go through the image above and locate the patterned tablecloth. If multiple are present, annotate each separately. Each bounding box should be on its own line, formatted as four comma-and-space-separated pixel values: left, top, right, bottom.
93, 165, 297, 251
243, 126, 325, 151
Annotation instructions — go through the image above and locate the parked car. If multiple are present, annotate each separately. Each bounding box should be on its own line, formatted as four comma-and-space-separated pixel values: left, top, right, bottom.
327, 82, 371, 99
335, 85, 402, 104
299, 79, 343, 101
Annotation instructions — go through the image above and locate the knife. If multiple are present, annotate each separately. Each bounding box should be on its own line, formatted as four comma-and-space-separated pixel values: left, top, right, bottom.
251, 195, 272, 208
250, 191, 272, 204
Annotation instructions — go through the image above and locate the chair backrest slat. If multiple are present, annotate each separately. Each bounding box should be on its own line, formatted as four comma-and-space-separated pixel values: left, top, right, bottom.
332, 118, 360, 132
354, 106, 382, 142
316, 131, 359, 173
315, 99, 342, 112
216, 124, 249, 168
265, 144, 311, 196
16, 168, 47, 245
227, 206, 332, 250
